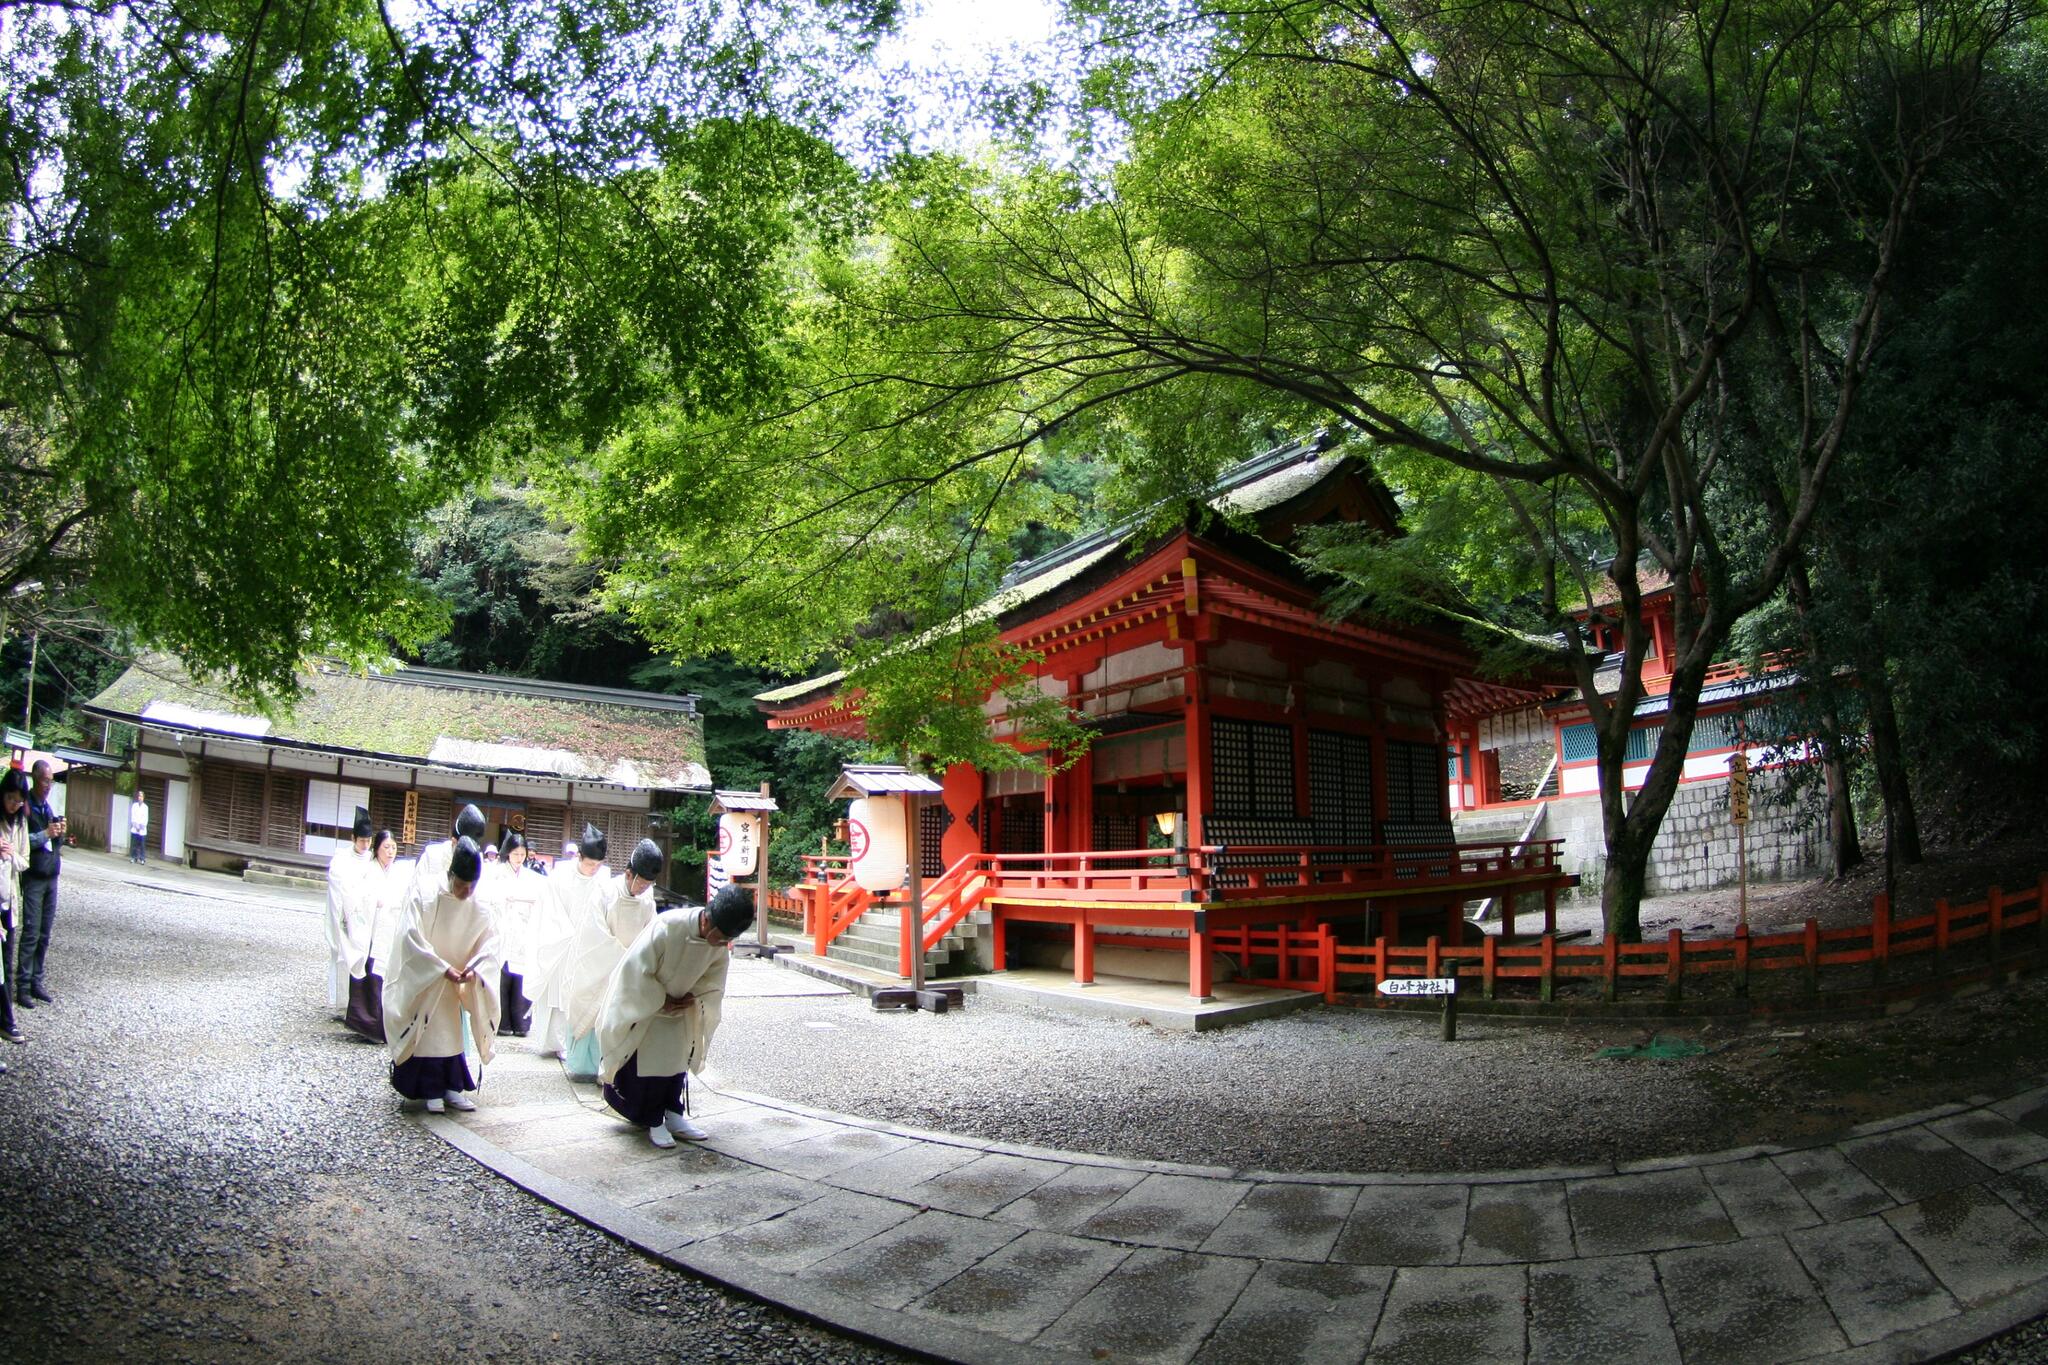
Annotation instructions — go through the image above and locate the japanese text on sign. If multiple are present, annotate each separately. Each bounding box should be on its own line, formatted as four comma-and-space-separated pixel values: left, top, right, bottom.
1377, 977, 1458, 997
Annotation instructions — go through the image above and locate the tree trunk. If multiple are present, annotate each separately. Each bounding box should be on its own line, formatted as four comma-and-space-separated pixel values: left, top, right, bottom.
1817, 711, 1862, 879
1862, 663, 1923, 864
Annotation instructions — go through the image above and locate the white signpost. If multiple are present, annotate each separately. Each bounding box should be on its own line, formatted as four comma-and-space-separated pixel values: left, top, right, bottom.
1376, 978, 1458, 997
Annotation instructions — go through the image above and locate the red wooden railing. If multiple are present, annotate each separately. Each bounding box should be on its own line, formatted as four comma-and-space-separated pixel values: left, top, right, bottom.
799, 854, 875, 957
1211, 873, 2048, 1010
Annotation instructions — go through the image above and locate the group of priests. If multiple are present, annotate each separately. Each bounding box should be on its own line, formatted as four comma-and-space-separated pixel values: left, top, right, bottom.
322, 804, 754, 1147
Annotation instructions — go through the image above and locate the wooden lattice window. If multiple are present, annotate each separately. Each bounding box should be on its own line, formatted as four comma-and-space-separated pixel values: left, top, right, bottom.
1211, 716, 1296, 818
1308, 729, 1374, 845
1383, 740, 1444, 825
919, 801, 949, 878
265, 774, 306, 850
522, 803, 566, 858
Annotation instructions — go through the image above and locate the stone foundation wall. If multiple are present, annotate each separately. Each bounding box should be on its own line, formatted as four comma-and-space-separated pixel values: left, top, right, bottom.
1545, 766, 1831, 900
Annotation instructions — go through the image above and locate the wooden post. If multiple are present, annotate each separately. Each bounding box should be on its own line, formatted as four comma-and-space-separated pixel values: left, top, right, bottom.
1501, 888, 1517, 940
1481, 934, 1497, 1001
1441, 959, 1460, 1041
992, 911, 1007, 973
1425, 934, 1441, 980
1936, 898, 1951, 978
1804, 919, 1820, 997
1666, 928, 1683, 1003
1602, 932, 1619, 1002
1189, 924, 1214, 1002
1543, 886, 1557, 936
1873, 891, 1890, 987
1372, 936, 1387, 998
1990, 886, 2006, 964
1074, 920, 1095, 986
1733, 924, 1750, 998
1319, 924, 1337, 1002
902, 790, 924, 989
755, 781, 773, 949
1540, 933, 1556, 1003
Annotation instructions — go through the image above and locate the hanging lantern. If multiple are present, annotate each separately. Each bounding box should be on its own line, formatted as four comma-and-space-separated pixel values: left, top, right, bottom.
847, 795, 907, 893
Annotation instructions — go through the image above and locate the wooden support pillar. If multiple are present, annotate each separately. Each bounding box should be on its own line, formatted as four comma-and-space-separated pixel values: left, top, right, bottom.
992, 912, 1008, 973
1543, 886, 1558, 936
1189, 924, 1214, 1001
1074, 920, 1095, 986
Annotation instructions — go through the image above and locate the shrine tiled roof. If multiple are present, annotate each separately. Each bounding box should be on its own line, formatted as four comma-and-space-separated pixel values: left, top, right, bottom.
756, 438, 1357, 709
86, 655, 711, 791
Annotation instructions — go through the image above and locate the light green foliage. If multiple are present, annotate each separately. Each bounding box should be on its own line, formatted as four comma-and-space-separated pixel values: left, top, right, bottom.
1, 0, 891, 705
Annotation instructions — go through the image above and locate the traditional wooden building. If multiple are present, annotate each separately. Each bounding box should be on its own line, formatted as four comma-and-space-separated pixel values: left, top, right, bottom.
84, 656, 711, 883
1445, 566, 1827, 894
760, 441, 1576, 999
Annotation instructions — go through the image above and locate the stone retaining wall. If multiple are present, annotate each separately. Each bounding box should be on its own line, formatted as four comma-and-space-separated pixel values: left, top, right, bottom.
1545, 765, 1831, 898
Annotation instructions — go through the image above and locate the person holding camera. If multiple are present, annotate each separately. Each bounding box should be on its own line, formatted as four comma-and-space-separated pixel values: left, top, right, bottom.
15, 760, 62, 1009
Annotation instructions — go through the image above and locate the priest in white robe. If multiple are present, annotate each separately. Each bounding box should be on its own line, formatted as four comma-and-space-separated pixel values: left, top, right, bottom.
528, 823, 614, 1057
598, 886, 754, 1148
558, 838, 663, 1079
323, 808, 374, 1014
478, 831, 545, 1036
346, 828, 407, 1043
383, 837, 499, 1114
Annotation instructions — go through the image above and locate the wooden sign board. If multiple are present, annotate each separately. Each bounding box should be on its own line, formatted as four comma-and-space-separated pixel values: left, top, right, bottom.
1377, 977, 1458, 997
401, 790, 419, 846
1728, 752, 1751, 826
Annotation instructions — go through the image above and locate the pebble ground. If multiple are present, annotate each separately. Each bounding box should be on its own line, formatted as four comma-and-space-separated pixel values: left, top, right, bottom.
0, 854, 901, 1364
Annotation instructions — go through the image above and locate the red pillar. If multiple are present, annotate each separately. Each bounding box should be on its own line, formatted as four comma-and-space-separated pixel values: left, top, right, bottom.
1189, 925, 1213, 1000
1074, 919, 1095, 985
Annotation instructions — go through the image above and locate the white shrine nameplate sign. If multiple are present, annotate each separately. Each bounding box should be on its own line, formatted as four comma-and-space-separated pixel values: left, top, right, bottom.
1377, 978, 1458, 997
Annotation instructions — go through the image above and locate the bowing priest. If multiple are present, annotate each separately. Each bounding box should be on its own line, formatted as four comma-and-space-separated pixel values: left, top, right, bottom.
557, 838, 663, 1079
406, 803, 487, 914
383, 836, 499, 1114
529, 822, 614, 1057
598, 885, 754, 1148
322, 808, 376, 1016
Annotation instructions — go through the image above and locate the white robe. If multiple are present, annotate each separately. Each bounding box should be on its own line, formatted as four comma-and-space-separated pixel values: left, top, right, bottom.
383, 889, 501, 1068
323, 846, 374, 1007
528, 862, 617, 1041
561, 882, 658, 1041
364, 858, 413, 978
598, 912, 729, 1085
405, 839, 455, 918
478, 862, 547, 975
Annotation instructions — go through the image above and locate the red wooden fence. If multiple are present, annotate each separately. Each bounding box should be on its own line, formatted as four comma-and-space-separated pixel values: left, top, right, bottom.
1212, 873, 2048, 1009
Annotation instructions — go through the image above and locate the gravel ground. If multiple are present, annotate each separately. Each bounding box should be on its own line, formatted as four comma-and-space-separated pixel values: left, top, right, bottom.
0, 853, 901, 1365
711, 954, 2048, 1178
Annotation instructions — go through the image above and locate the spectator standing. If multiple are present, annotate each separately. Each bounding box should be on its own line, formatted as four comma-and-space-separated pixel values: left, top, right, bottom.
129, 790, 150, 864
15, 760, 62, 1008
0, 770, 30, 1048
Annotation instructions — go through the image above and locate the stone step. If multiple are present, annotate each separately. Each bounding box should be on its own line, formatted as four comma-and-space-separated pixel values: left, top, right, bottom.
836, 921, 975, 954
822, 938, 975, 978
244, 863, 327, 890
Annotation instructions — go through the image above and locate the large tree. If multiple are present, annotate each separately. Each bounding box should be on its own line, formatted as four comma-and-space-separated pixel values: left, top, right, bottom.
1, 0, 889, 701
565, 0, 2034, 940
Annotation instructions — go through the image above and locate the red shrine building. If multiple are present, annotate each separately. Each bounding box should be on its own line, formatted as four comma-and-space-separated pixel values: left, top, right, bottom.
758, 441, 1577, 1000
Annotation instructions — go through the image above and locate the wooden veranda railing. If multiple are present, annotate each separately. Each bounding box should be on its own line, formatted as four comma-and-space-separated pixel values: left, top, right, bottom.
961, 840, 1566, 902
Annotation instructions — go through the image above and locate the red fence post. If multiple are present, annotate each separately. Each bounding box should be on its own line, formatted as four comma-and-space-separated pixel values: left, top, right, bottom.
1990, 886, 2006, 964
1540, 933, 1556, 1003
1602, 932, 1619, 1002
1734, 925, 1750, 998
1426, 935, 1441, 981
2039, 875, 2048, 951
1482, 934, 1497, 1001
1804, 919, 1820, 997
1372, 936, 1387, 1002
1666, 929, 1683, 1003
1873, 892, 1890, 987
1320, 925, 1336, 1003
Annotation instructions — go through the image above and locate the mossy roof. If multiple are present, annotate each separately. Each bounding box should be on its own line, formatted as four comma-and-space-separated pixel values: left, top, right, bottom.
86, 656, 710, 791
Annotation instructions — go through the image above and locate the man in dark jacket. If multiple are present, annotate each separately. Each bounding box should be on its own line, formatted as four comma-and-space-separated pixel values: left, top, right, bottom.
16, 760, 62, 1007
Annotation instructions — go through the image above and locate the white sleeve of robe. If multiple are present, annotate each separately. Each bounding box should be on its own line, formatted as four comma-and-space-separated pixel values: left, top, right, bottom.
326, 850, 377, 977
597, 913, 729, 1085
528, 865, 607, 1012
383, 890, 501, 1067
368, 859, 413, 974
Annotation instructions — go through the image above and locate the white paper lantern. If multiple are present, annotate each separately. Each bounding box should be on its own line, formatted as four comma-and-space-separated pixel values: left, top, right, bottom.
717, 812, 762, 878
847, 796, 907, 893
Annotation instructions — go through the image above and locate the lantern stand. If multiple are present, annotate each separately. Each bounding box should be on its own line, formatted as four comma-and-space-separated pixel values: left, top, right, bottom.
825, 764, 961, 1015
711, 785, 785, 960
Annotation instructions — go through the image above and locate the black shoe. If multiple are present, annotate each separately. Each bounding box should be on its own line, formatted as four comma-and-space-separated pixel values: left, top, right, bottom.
14, 995, 32, 1011
2, 1030, 20, 1044
29, 985, 50, 1003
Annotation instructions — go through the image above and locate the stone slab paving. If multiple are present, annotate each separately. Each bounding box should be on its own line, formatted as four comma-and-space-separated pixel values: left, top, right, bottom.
424, 1042, 2048, 1364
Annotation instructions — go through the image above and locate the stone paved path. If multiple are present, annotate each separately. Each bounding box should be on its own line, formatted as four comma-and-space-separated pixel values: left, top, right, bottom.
428, 1035, 2048, 1364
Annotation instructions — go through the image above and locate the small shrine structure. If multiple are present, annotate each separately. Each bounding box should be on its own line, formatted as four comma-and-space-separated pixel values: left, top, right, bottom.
759, 440, 1577, 1000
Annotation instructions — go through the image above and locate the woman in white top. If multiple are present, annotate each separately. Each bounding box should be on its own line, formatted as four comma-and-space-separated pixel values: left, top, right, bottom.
0, 771, 30, 1049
